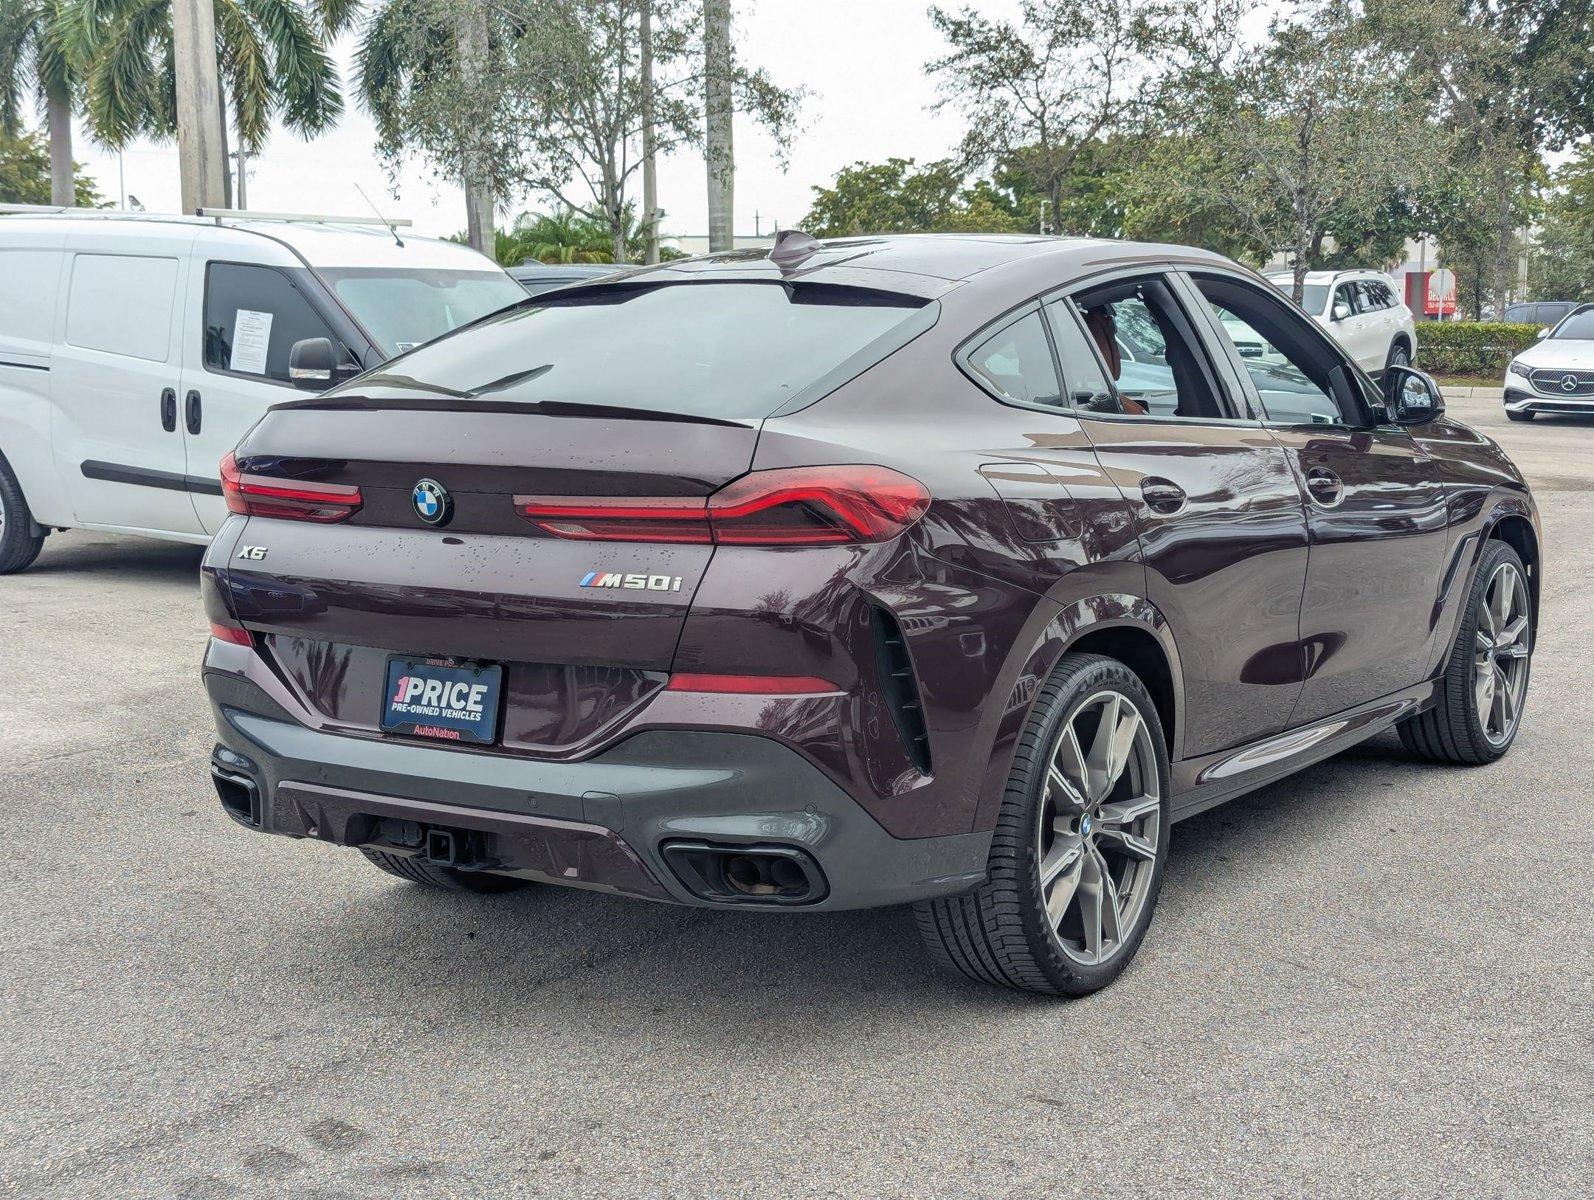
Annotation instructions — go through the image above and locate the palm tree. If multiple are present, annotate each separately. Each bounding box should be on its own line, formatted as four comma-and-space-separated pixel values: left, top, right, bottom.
0, 1, 81, 206
355, 0, 502, 253
497, 209, 625, 266
78, 0, 356, 187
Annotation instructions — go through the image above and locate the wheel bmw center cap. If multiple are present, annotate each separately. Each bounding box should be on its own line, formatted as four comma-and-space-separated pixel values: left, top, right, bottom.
1080, 813, 1094, 837
412, 478, 452, 526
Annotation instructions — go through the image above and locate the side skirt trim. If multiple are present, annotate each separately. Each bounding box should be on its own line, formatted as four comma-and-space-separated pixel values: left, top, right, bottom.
81, 460, 224, 496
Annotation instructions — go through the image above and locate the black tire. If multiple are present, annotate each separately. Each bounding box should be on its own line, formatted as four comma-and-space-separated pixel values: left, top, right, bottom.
0, 454, 46, 575
915, 653, 1171, 997
1506, 410, 1536, 422
1385, 340, 1411, 372
360, 848, 533, 893
1398, 540, 1532, 765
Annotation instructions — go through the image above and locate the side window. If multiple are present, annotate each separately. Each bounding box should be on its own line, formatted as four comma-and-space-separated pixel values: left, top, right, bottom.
964, 311, 1063, 407
204, 263, 338, 384
1045, 303, 1115, 413
66, 254, 179, 362
1332, 283, 1359, 320
1193, 275, 1358, 426
1063, 278, 1234, 420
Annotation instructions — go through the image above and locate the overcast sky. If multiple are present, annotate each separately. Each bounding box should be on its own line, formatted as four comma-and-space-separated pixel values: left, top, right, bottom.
63, 0, 1023, 243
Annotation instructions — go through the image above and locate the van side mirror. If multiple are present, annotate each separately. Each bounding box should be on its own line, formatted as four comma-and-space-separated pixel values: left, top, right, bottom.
288, 337, 358, 391
1383, 365, 1445, 426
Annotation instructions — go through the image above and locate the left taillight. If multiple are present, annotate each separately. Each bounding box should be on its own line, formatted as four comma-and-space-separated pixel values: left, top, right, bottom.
515, 465, 930, 546
220, 452, 362, 523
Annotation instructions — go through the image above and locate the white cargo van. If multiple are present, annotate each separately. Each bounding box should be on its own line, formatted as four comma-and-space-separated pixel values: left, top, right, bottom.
0, 209, 527, 572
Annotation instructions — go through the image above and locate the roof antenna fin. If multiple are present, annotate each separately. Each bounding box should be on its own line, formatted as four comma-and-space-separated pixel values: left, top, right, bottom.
769, 228, 821, 267
356, 184, 404, 248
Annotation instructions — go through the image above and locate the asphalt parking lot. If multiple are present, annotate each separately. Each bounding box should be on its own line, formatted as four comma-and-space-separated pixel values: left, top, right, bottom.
2, 394, 1590, 1199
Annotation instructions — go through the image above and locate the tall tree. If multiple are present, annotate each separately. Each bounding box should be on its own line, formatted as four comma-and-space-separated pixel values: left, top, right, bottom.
926, 0, 1163, 236
703, 0, 731, 250
78, 0, 355, 181
1531, 143, 1594, 302
1364, 0, 1594, 313
1131, 1, 1436, 300
0, 0, 81, 205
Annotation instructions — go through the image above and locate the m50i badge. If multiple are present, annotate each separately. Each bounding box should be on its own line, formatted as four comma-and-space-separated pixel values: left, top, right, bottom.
580, 571, 683, 592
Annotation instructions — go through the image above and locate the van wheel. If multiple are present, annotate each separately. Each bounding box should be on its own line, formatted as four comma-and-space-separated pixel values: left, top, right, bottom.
0, 457, 46, 574
915, 653, 1170, 997
1399, 540, 1532, 764
360, 848, 534, 893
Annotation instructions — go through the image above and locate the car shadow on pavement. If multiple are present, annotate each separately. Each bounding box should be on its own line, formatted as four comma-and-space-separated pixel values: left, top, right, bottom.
27, 533, 204, 582
256, 730, 1421, 1040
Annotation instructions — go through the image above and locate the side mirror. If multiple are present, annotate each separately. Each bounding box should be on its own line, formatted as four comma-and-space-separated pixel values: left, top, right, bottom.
1383, 365, 1445, 426
288, 337, 358, 391
1536, 326, 1550, 340
1331, 302, 1352, 322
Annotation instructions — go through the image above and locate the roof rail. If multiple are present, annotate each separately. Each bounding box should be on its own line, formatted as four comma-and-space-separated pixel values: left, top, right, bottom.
196, 208, 414, 228
0, 202, 413, 228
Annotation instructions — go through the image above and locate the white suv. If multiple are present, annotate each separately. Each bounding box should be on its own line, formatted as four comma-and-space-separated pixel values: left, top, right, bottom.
1267, 270, 1417, 376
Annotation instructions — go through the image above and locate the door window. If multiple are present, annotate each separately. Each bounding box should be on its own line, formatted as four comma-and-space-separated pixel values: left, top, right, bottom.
1192, 274, 1366, 426
203, 263, 340, 385
964, 310, 1063, 407
1054, 278, 1236, 420
66, 254, 179, 362
1332, 283, 1359, 320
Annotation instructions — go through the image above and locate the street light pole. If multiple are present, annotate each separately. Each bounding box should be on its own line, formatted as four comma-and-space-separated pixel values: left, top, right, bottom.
170, 0, 228, 212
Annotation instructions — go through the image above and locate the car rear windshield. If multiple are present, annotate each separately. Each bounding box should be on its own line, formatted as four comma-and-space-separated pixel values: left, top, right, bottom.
1551, 309, 1594, 340
360, 280, 931, 418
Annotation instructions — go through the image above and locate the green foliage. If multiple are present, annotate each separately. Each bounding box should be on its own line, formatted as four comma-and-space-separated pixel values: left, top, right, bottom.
0, 129, 102, 204
802, 158, 1021, 236
1417, 322, 1543, 374
80, 0, 355, 151
0, 1, 76, 135
1531, 143, 1594, 302
491, 206, 683, 265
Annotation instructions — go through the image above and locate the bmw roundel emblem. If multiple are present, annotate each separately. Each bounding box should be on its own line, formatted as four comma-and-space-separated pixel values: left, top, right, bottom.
412, 478, 452, 526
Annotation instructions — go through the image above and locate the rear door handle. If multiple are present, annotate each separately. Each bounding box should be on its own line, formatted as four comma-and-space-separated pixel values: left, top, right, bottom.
1140, 477, 1186, 514
1305, 465, 1344, 507
160, 388, 176, 432
185, 390, 202, 436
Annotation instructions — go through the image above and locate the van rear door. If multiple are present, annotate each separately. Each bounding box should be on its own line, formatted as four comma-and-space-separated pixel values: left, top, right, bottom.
53, 225, 206, 537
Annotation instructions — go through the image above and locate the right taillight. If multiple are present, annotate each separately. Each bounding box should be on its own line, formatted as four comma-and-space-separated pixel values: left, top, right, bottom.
220, 452, 362, 523
515, 465, 929, 546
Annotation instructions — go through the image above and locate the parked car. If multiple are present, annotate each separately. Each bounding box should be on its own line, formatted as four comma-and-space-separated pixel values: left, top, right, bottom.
1503, 303, 1594, 420
1503, 300, 1584, 329
1267, 270, 1417, 376
200, 234, 1539, 997
0, 209, 527, 573
506, 261, 620, 297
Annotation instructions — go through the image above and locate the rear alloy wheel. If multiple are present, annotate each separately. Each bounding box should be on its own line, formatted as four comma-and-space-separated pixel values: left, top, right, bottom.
915, 653, 1170, 996
360, 848, 534, 894
0, 455, 46, 575
1399, 540, 1532, 764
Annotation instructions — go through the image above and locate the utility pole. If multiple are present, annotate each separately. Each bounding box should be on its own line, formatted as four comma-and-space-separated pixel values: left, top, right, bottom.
704, 0, 734, 253
171, 0, 228, 212
641, 1, 659, 264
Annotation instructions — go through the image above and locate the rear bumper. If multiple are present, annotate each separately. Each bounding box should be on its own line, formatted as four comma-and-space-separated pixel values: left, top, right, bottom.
203, 665, 990, 911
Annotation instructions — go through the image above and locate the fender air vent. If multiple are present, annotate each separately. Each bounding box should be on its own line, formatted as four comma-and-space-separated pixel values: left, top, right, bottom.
871, 605, 931, 774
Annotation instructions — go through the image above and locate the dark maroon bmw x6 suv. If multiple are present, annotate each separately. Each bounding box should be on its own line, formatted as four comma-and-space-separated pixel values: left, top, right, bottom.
200, 234, 1540, 995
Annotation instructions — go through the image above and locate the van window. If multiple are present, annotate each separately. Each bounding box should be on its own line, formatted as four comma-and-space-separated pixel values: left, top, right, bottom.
204, 263, 339, 383
65, 254, 178, 362
0, 250, 63, 349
